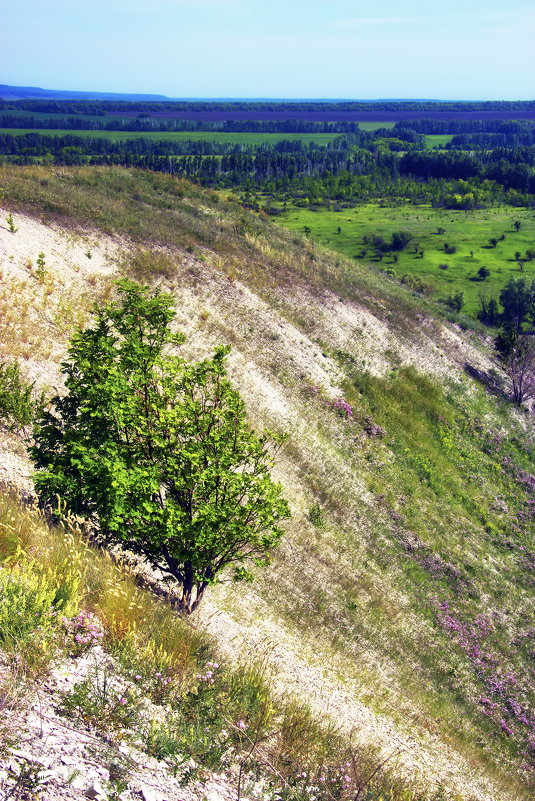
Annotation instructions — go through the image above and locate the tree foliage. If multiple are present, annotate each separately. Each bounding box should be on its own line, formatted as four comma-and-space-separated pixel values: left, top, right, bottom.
31, 281, 290, 613
499, 277, 534, 332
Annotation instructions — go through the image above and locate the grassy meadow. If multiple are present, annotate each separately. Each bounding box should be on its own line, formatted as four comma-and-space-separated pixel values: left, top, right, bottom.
424, 134, 454, 149
276, 202, 535, 316
0, 127, 340, 146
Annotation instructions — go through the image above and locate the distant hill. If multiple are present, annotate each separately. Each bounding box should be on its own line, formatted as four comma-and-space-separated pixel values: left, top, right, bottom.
0, 84, 171, 101
0, 85, 450, 102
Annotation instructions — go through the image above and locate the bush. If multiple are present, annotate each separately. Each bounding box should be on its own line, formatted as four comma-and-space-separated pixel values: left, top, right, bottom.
0, 361, 42, 431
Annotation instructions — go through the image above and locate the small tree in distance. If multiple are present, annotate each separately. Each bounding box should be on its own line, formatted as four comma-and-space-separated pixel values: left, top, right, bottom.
495, 329, 535, 407
31, 281, 290, 613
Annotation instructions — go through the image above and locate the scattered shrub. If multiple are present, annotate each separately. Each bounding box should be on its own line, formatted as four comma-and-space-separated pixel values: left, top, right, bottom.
0, 361, 42, 432
308, 504, 325, 529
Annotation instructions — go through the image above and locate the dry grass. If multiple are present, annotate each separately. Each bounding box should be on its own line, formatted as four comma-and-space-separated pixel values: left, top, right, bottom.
0, 492, 442, 801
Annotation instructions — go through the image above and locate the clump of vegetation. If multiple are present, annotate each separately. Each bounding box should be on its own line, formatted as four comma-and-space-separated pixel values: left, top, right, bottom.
35, 251, 46, 282
31, 281, 290, 613
0, 493, 436, 800
0, 360, 42, 432
6, 211, 18, 234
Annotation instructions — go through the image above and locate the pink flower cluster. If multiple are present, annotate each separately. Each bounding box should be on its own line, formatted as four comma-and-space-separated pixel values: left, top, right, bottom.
196, 661, 219, 685
332, 397, 353, 419
62, 610, 104, 651
437, 598, 535, 764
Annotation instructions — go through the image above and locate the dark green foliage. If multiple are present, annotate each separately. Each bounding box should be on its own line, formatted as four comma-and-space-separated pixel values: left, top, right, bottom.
477, 292, 499, 326
0, 360, 41, 431
494, 327, 519, 360
499, 277, 534, 332
477, 266, 490, 280
308, 504, 325, 529
445, 291, 464, 312
31, 281, 290, 613
389, 231, 413, 251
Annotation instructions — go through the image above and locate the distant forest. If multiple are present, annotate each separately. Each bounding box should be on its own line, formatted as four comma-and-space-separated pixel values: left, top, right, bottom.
1, 100, 534, 210
2, 99, 535, 114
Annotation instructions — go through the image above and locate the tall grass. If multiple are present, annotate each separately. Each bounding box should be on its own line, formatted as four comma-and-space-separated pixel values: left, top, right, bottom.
0, 492, 443, 800
0, 165, 428, 338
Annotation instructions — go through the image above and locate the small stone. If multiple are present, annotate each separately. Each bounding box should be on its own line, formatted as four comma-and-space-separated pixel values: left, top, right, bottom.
97, 767, 110, 781
204, 790, 228, 801
85, 779, 107, 799
71, 775, 88, 790
140, 786, 163, 801
9, 749, 34, 762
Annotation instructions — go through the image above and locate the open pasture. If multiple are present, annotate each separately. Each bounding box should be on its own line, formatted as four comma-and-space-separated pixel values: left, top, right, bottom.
0, 127, 339, 146
277, 203, 535, 316
424, 134, 454, 149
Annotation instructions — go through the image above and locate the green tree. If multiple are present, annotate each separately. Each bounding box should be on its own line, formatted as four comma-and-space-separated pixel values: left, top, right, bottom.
390, 231, 412, 251
499, 277, 533, 332
477, 292, 499, 327
31, 282, 290, 613
477, 266, 490, 281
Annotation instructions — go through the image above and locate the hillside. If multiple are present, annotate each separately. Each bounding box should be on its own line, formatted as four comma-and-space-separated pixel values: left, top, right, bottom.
0, 167, 533, 801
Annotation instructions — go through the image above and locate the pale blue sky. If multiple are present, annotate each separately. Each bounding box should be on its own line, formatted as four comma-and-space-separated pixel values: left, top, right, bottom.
3, 0, 534, 99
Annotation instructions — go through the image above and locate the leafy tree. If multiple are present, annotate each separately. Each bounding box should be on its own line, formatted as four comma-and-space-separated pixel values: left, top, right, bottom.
477, 266, 490, 280
499, 277, 533, 332
390, 231, 413, 251
488, 237, 498, 248
513, 220, 521, 231
477, 292, 499, 327
31, 282, 290, 613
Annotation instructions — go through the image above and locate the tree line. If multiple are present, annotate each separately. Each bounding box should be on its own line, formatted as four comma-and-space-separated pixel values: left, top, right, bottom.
2, 132, 534, 206
0, 114, 366, 135
3, 99, 535, 114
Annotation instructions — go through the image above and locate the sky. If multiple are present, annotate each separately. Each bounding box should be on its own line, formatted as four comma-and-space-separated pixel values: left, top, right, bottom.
3, 0, 534, 100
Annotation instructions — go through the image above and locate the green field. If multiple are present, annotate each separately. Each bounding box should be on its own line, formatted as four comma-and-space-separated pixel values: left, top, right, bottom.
424, 134, 454, 149
0, 109, 130, 123
355, 121, 395, 131
277, 203, 535, 316
0, 128, 340, 146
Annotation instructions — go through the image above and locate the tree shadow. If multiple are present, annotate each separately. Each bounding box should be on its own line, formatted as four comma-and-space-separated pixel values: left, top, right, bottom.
464, 363, 507, 400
